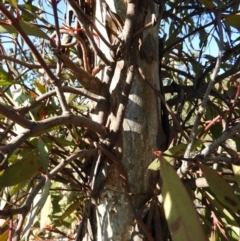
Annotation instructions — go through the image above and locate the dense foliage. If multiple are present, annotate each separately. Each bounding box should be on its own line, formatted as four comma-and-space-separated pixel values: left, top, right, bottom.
0, 0, 240, 240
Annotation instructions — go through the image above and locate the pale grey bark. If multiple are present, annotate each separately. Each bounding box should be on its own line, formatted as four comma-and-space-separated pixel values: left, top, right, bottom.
92, 1, 165, 240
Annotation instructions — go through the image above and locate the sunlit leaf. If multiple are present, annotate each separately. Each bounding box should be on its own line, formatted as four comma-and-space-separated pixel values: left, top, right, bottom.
7, 0, 18, 8
231, 136, 240, 151
160, 154, 207, 241
0, 226, 9, 241
65, 92, 76, 104
0, 151, 40, 188
232, 164, 240, 187
73, 104, 88, 111
40, 194, 52, 229
200, 164, 240, 216
0, 20, 50, 39
22, 180, 51, 239
164, 143, 187, 156
148, 158, 160, 170
0, 69, 14, 86
205, 191, 240, 227
34, 81, 46, 94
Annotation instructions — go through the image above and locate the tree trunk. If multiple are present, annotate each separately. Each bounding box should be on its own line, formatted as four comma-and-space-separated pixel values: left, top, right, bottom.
83, 1, 166, 240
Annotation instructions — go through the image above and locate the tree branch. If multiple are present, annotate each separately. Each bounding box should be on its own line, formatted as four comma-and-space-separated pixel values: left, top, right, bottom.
14, 86, 100, 114
68, 0, 111, 65
178, 10, 224, 178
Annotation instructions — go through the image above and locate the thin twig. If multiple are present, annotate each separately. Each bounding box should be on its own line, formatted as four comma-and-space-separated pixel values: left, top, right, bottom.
0, 114, 107, 168
200, 123, 240, 157
0, 150, 96, 218
178, 10, 224, 178
14, 86, 99, 113
68, 0, 111, 65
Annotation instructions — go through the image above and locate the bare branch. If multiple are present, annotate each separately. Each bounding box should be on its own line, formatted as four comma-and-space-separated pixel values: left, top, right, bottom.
68, 0, 111, 65
178, 10, 224, 178
0, 103, 32, 128
14, 86, 99, 114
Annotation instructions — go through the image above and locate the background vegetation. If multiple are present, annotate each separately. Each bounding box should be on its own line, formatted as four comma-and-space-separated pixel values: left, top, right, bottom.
0, 0, 240, 240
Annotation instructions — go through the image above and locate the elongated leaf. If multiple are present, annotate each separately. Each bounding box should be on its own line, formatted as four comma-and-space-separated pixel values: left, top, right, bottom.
200, 164, 240, 216
224, 14, 240, 30
160, 155, 207, 241
22, 180, 50, 239
205, 191, 240, 227
37, 138, 49, 173
19, 4, 42, 21
148, 158, 160, 171
232, 164, 240, 187
164, 143, 187, 156
9, 180, 29, 197
0, 227, 9, 241
7, 0, 18, 8
60, 200, 80, 221
164, 141, 203, 162
0, 151, 40, 188
40, 194, 52, 229
0, 20, 50, 39
47, 136, 73, 146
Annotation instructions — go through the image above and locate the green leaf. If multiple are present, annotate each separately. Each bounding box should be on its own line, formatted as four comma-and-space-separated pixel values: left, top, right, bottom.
34, 81, 46, 94
164, 141, 203, 162
73, 104, 89, 111
0, 69, 14, 86
49, 137, 73, 147
148, 158, 160, 171
232, 164, 240, 188
164, 143, 187, 157
37, 138, 49, 173
19, 4, 43, 22
0, 20, 50, 39
40, 194, 52, 229
231, 136, 240, 151
0, 227, 9, 241
22, 180, 51, 239
10, 84, 33, 105
9, 180, 29, 197
60, 200, 79, 221
0, 151, 40, 188
224, 14, 240, 30
7, 0, 18, 8
65, 93, 76, 104
160, 156, 207, 241
205, 191, 240, 227
200, 164, 240, 216
198, 0, 215, 9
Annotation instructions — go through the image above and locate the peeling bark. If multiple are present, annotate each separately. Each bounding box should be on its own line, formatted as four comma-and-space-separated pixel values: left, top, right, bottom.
90, 1, 165, 240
